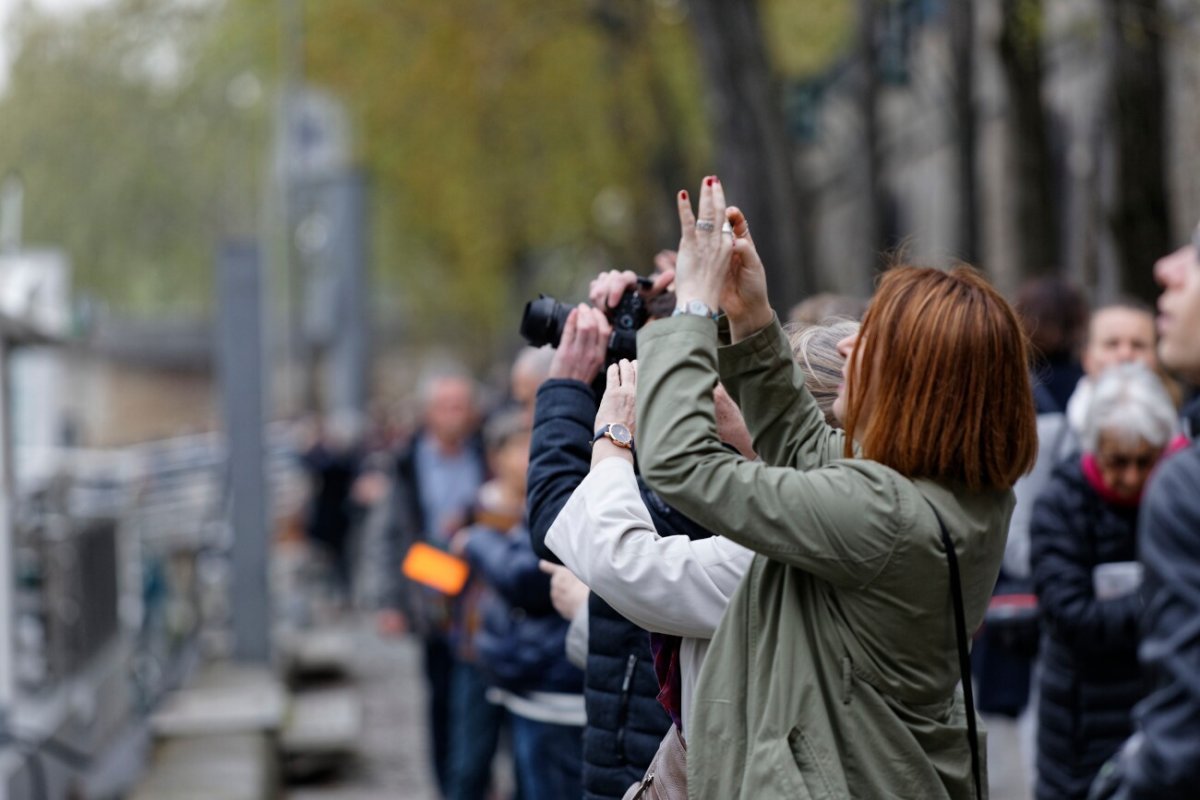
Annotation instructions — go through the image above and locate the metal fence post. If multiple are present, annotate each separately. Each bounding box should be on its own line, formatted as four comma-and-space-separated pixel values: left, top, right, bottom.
216, 243, 271, 664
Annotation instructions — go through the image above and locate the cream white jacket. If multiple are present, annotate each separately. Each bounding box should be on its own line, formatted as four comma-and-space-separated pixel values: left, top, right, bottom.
546, 457, 753, 734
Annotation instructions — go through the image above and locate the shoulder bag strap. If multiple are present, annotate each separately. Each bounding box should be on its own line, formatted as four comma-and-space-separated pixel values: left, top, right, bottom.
927, 502, 984, 800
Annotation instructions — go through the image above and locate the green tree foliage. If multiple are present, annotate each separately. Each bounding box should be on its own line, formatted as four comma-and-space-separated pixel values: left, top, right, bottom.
0, 0, 850, 353
299, 0, 710, 351
0, 0, 275, 316
760, 0, 852, 79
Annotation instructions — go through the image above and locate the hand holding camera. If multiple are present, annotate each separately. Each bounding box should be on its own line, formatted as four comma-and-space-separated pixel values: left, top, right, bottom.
548, 305, 612, 384
522, 263, 674, 373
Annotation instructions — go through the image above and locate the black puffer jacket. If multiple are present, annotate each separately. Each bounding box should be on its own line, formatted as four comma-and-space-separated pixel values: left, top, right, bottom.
465, 523, 583, 695
528, 378, 712, 800
1030, 456, 1145, 800
1106, 441, 1200, 800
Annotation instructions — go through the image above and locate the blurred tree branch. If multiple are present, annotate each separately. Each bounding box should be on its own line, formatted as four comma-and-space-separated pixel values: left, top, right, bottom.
681, 0, 811, 308
1105, 0, 1170, 300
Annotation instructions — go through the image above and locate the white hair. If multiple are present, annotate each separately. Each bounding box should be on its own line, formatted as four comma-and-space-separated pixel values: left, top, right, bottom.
1083, 363, 1178, 452
417, 363, 478, 408
512, 346, 554, 381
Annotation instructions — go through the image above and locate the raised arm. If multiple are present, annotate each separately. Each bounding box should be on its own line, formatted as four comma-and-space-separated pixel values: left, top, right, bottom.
545, 457, 753, 638
667, 180, 843, 470
614, 336, 898, 589
526, 379, 598, 562
717, 316, 846, 470
526, 305, 610, 562
633, 179, 898, 587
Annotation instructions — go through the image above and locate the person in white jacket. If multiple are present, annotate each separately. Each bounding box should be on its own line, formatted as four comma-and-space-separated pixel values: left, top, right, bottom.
544, 312, 856, 738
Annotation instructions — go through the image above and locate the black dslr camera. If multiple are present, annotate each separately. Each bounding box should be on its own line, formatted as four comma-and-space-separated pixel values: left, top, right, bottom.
521, 277, 669, 364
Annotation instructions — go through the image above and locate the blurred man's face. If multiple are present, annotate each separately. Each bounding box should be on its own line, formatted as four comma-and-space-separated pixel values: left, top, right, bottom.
1082, 307, 1157, 378
425, 378, 476, 446
1155, 243, 1200, 380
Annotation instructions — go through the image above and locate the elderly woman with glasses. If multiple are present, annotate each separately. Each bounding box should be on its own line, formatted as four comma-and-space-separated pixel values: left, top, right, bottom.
1030, 362, 1182, 800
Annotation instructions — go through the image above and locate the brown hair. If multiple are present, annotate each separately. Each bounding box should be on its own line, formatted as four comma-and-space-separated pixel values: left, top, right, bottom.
1015, 277, 1088, 360
844, 266, 1037, 491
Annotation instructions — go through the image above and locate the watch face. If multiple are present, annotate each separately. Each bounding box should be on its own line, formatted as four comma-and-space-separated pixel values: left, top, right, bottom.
608, 423, 633, 446
687, 300, 710, 317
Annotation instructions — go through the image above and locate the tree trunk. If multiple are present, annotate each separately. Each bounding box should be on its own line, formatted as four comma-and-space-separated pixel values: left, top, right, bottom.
1106, 0, 1170, 301
948, 0, 980, 265
997, 0, 1058, 277
683, 0, 810, 307
858, 0, 890, 278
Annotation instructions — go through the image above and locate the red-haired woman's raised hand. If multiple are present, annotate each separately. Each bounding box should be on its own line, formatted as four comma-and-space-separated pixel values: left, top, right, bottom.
672, 178, 773, 340
723, 206, 773, 341
673, 176, 735, 316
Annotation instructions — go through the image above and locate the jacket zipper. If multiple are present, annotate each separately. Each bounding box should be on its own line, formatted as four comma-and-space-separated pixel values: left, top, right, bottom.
615, 653, 638, 765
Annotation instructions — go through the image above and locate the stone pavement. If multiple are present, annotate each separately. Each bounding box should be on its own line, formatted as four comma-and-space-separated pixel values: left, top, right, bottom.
283, 618, 1033, 800
285, 625, 440, 800
984, 712, 1036, 800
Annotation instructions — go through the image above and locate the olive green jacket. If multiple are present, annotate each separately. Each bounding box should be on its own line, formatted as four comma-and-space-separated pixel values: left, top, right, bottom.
636, 315, 1012, 800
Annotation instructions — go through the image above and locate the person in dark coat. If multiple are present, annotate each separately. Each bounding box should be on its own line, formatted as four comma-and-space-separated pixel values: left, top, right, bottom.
1015, 276, 1088, 414
1090, 228, 1200, 800
527, 281, 721, 800
378, 371, 486, 797
456, 409, 584, 800
1031, 363, 1179, 800
300, 415, 363, 594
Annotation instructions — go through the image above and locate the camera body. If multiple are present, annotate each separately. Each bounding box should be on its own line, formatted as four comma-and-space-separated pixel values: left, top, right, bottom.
520, 283, 651, 364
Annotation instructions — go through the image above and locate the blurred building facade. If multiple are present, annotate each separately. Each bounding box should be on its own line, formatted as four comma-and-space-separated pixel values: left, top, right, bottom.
796, 0, 1200, 299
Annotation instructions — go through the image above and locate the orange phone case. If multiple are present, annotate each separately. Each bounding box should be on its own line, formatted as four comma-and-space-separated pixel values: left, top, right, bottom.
402, 541, 471, 596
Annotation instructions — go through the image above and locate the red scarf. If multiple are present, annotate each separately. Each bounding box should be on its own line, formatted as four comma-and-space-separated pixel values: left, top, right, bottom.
1081, 434, 1191, 507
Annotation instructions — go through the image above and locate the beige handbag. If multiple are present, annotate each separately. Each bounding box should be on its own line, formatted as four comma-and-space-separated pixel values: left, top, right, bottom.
623, 725, 688, 800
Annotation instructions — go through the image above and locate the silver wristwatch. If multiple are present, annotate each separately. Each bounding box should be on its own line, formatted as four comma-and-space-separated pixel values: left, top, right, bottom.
672, 299, 719, 320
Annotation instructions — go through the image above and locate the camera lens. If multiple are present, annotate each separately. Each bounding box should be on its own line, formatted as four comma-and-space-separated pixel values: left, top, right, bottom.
520, 295, 571, 348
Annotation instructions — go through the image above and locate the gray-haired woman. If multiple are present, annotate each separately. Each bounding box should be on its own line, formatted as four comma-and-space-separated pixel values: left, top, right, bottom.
1029, 362, 1184, 800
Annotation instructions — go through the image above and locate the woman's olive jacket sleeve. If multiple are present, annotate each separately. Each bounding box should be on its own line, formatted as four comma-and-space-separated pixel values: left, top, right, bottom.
636, 315, 1014, 800
636, 316, 897, 590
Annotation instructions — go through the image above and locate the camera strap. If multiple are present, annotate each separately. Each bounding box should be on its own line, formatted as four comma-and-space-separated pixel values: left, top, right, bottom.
926, 500, 983, 800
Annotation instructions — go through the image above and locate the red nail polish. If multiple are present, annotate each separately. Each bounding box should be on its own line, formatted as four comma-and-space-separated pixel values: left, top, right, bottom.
705, 177, 714, 186
679, 190, 688, 200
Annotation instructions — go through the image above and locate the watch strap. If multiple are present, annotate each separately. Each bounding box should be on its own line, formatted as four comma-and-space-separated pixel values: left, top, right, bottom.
672, 299, 719, 320
592, 424, 634, 451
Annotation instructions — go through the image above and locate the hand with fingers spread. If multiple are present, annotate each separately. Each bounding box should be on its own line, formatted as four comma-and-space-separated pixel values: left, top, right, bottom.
549, 304, 612, 384
672, 177, 733, 316
673, 177, 774, 340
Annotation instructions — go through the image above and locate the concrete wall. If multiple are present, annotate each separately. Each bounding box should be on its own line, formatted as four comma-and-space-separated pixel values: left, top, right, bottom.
62, 352, 216, 448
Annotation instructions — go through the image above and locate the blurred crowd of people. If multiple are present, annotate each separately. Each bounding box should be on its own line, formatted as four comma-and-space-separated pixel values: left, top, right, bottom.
293, 181, 1200, 799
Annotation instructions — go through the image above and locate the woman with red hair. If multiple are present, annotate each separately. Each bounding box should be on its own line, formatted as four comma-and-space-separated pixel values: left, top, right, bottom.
621, 176, 1038, 798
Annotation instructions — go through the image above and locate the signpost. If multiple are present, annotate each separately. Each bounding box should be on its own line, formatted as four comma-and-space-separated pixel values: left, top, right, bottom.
216, 244, 271, 664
